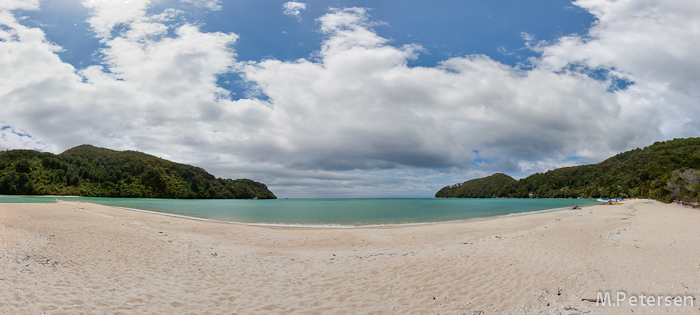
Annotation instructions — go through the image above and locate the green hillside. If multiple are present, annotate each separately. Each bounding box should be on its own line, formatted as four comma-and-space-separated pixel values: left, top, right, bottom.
0, 145, 276, 199
436, 138, 700, 204
435, 173, 516, 198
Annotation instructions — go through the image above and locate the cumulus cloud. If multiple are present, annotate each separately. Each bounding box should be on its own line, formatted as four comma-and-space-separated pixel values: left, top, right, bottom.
0, 123, 47, 151
0, 1, 698, 197
180, 0, 222, 11
0, 0, 38, 10
538, 0, 700, 138
0, 0, 241, 154
282, 1, 306, 21
240, 7, 646, 174
82, 0, 154, 39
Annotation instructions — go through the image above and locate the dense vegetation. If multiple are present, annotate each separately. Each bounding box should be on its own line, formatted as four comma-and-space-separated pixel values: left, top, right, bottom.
435, 173, 516, 198
0, 145, 276, 199
436, 138, 700, 205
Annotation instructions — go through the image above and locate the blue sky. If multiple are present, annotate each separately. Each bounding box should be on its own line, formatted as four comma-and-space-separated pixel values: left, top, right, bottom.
26, 1, 594, 69
1, 0, 699, 197
21, 0, 595, 97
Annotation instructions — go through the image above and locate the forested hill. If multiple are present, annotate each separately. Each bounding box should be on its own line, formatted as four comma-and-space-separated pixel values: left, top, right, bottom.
436, 138, 700, 204
435, 173, 517, 198
0, 145, 276, 199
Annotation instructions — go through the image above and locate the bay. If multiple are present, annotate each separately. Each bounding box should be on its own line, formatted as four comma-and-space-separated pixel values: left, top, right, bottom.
0, 195, 600, 227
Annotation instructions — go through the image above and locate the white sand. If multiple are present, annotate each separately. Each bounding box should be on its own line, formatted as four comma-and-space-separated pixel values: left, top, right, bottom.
1, 199, 699, 314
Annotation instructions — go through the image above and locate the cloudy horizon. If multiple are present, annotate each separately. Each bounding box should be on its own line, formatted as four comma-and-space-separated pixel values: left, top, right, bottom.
1, 0, 699, 198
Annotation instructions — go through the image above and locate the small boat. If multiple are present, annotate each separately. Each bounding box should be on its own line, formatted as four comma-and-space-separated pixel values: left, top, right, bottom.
597, 197, 624, 205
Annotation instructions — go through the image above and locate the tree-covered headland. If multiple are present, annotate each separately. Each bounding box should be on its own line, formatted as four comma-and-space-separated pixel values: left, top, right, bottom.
436, 138, 700, 205
0, 145, 276, 199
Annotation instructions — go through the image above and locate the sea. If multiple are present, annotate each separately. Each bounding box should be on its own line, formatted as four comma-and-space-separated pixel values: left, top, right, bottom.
0, 196, 600, 227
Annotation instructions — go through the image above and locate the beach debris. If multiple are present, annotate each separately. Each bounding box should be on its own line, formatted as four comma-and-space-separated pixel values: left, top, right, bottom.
563, 305, 580, 311
581, 298, 603, 303
38, 258, 60, 267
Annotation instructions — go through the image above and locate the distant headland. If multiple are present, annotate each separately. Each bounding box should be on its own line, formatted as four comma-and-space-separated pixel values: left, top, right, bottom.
436, 137, 700, 206
0, 144, 276, 199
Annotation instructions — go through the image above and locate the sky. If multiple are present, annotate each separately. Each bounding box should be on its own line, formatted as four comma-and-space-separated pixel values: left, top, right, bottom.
1, 0, 699, 198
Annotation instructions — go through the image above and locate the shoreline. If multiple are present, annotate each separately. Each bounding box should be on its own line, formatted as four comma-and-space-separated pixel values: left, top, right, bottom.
60, 199, 594, 230
1, 199, 698, 313
49, 197, 598, 229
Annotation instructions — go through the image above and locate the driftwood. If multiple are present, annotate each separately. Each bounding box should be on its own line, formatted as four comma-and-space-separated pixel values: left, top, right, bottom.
581, 298, 602, 303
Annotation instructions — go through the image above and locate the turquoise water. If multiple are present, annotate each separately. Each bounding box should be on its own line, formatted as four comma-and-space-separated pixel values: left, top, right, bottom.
0, 195, 66, 203
0, 195, 600, 227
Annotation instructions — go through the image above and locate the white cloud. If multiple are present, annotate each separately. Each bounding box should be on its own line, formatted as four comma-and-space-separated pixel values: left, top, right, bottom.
0, 1, 699, 197
538, 0, 700, 137
240, 7, 647, 174
180, 0, 222, 11
283, 1, 306, 21
0, 0, 241, 154
0, 122, 47, 151
82, 0, 153, 39
0, 0, 38, 10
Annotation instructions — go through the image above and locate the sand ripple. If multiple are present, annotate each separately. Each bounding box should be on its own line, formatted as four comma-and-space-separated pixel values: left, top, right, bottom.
1, 200, 699, 314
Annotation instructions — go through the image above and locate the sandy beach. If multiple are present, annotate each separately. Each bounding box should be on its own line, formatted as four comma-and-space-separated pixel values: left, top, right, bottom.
1, 199, 699, 314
